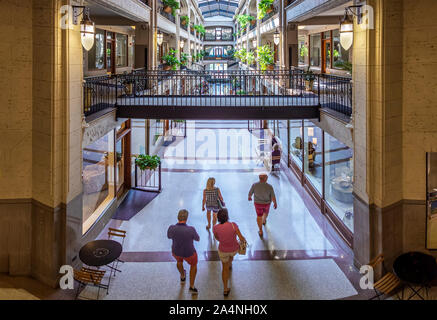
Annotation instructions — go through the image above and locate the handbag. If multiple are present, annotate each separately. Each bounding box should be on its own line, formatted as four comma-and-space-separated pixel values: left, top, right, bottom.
217, 198, 226, 209
231, 222, 247, 255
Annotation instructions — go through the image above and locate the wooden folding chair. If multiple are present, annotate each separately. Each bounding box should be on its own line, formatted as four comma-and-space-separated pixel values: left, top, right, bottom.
368, 254, 401, 300
107, 228, 127, 275
74, 267, 108, 300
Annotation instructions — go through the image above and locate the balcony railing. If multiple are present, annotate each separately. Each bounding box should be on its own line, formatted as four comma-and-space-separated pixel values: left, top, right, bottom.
249, 21, 257, 31
204, 34, 234, 41
204, 55, 234, 60
319, 74, 352, 117
82, 69, 352, 119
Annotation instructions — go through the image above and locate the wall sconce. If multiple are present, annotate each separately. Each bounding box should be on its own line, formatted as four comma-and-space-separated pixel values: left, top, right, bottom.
71, 6, 95, 51
80, 11, 95, 51
340, 5, 362, 50
312, 138, 318, 146
190, 42, 194, 50
157, 31, 164, 46
180, 39, 185, 48
252, 38, 257, 48
273, 29, 280, 46
308, 127, 314, 137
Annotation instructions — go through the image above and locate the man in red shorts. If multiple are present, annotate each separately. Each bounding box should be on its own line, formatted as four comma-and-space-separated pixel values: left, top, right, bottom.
167, 209, 199, 294
248, 173, 277, 237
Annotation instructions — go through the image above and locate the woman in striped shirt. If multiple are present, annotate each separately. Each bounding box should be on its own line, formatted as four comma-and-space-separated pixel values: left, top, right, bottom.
202, 177, 224, 230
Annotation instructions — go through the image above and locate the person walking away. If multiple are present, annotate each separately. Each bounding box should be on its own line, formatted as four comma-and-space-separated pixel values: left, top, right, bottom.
202, 177, 224, 230
248, 173, 277, 237
167, 209, 199, 295
213, 208, 246, 296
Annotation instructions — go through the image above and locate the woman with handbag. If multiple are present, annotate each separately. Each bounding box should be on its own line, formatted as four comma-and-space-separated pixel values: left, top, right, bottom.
202, 177, 224, 229
213, 208, 247, 297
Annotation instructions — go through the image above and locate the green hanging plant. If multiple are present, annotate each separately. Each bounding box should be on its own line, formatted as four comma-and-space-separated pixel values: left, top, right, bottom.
193, 24, 206, 36
234, 47, 247, 63
246, 50, 256, 65
257, 0, 274, 20
180, 52, 189, 66
135, 154, 161, 171
256, 45, 274, 71
162, 49, 180, 70
236, 14, 255, 30
162, 0, 180, 16
180, 15, 189, 26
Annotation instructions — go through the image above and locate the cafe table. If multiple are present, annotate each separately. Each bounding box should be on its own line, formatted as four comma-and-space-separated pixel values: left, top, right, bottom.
79, 239, 123, 280
393, 251, 437, 300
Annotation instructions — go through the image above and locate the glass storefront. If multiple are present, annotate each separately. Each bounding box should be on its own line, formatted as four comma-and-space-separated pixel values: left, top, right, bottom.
289, 120, 303, 169
287, 120, 354, 241
304, 120, 322, 194
324, 132, 354, 232
310, 34, 321, 67
333, 30, 352, 71
82, 130, 115, 234
88, 29, 105, 70
116, 33, 128, 67
298, 36, 307, 65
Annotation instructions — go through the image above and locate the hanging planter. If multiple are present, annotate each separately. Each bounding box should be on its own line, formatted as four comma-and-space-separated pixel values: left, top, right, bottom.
162, 0, 180, 16
257, 0, 274, 20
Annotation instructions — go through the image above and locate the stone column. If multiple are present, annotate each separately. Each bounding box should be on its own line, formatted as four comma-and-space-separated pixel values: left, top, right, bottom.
176, 9, 181, 61
256, 1, 261, 69
352, 0, 405, 270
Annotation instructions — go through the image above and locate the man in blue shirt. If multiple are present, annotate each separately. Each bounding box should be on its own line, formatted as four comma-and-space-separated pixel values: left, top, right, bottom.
167, 209, 200, 294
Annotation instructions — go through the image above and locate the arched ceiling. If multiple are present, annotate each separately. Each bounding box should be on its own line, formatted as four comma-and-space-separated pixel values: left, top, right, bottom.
198, 0, 239, 18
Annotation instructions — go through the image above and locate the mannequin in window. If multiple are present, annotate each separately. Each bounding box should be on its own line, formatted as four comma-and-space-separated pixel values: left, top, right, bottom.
308, 141, 316, 168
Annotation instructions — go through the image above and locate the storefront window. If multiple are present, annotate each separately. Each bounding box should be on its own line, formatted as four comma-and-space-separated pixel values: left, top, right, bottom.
324, 132, 354, 232
304, 120, 322, 193
88, 29, 105, 70
116, 33, 128, 67
298, 36, 307, 65
289, 120, 303, 169
82, 130, 115, 234
310, 34, 321, 67
149, 119, 164, 155
332, 30, 352, 71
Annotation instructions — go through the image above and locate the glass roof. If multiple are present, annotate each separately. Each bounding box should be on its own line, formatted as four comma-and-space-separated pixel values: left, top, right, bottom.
197, 0, 239, 18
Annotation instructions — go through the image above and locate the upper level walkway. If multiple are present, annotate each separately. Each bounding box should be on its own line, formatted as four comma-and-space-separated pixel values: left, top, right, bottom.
83, 69, 352, 121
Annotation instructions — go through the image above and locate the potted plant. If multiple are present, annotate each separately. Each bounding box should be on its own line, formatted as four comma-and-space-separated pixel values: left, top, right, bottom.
256, 45, 274, 71
193, 24, 206, 37
303, 66, 316, 91
257, 0, 274, 20
180, 15, 189, 26
135, 154, 161, 171
162, 0, 180, 16
234, 47, 247, 63
246, 51, 255, 66
162, 49, 180, 70
236, 14, 255, 30
180, 52, 188, 69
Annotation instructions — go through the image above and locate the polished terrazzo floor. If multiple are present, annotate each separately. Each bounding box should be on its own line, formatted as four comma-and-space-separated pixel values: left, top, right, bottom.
86, 120, 362, 300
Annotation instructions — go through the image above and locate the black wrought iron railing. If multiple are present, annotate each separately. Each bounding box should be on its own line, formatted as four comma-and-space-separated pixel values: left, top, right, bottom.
319, 74, 352, 117
83, 75, 119, 117
249, 21, 257, 31
113, 69, 319, 108
204, 55, 234, 60
82, 68, 353, 118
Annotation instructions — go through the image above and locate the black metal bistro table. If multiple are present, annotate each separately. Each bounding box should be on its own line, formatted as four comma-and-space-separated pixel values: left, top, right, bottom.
79, 239, 123, 278
393, 251, 437, 300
